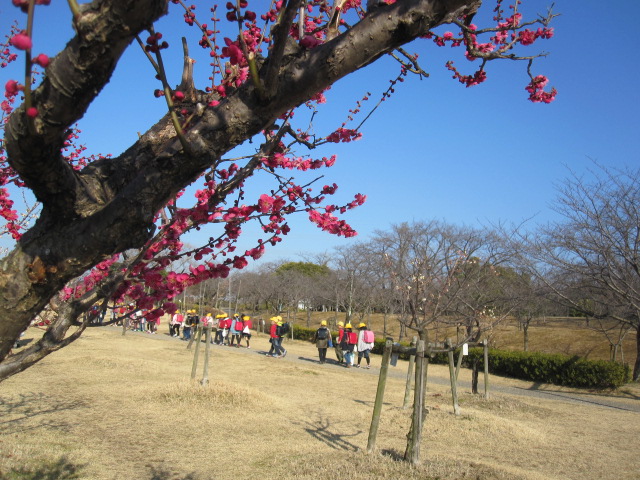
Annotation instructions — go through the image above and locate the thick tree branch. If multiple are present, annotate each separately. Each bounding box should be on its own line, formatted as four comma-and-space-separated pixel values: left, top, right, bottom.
5, 0, 168, 220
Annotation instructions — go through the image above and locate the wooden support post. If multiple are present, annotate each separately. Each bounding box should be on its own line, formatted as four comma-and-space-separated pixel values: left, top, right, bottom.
201, 327, 212, 386
403, 336, 417, 410
190, 325, 203, 379
446, 339, 461, 416
405, 339, 425, 465
483, 339, 490, 400
367, 339, 393, 454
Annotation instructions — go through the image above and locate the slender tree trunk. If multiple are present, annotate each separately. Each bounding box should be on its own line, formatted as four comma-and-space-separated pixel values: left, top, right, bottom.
471, 359, 479, 394
633, 326, 640, 382
523, 322, 529, 352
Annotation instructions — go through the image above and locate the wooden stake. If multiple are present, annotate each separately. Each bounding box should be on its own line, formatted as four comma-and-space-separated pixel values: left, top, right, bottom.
403, 336, 417, 409
190, 325, 203, 379
483, 339, 490, 399
447, 338, 461, 416
201, 326, 212, 386
367, 338, 393, 454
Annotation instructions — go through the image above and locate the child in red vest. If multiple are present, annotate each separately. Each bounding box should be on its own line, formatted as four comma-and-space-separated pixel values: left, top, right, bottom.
334, 321, 345, 364
241, 315, 253, 348
339, 323, 358, 368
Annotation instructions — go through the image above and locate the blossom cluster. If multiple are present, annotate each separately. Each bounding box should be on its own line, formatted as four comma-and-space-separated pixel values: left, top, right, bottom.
525, 75, 556, 104
422, 1, 555, 101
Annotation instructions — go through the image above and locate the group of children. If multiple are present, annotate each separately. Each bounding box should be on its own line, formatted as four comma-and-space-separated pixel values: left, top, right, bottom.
311, 320, 375, 368
166, 311, 254, 347
266, 316, 288, 358
209, 313, 253, 348
153, 310, 375, 369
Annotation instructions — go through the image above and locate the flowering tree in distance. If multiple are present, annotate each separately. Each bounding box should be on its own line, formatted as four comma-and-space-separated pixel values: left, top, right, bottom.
0, 0, 556, 380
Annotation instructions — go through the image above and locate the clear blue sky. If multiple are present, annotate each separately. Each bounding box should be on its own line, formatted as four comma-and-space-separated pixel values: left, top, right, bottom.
1, 1, 639, 266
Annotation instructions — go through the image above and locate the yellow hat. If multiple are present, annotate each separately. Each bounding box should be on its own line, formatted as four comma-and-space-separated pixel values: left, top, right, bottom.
320, 320, 327, 326
270, 317, 278, 322
176, 310, 180, 313
216, 314, 224, 318
358, 323, 366, 328
345, 323, 353, 329
242, 315, 250, 320
206, 313, 212, 317
338, 321, 344, 327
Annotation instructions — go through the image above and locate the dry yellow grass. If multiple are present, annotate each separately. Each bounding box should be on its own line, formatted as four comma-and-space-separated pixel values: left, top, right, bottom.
0, 325, 638, 480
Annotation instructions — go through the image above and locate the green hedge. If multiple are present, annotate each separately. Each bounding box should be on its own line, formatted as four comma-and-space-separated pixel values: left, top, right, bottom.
466, 348, 630, 389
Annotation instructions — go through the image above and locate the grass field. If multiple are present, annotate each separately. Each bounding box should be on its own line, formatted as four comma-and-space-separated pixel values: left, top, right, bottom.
0, 323, 638, 480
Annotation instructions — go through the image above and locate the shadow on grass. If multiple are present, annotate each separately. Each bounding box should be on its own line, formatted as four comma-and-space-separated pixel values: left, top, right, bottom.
0, 392, 85, 434
0, 456, 84, 480
295, 416, 362, 451
380, 448, 406, 462
147, 466, 199, 480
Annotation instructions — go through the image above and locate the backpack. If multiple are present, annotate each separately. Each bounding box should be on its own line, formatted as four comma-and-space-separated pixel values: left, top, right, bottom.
347, 331, 358, 345
278, 322, 290, 336
363, 330, 374, 343
316, 327, 328, 340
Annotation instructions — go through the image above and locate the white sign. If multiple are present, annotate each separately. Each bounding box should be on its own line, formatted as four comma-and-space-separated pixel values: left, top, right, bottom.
462, 343, 469, 356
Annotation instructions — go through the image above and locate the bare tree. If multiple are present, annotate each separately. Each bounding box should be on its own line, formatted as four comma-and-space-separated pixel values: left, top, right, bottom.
372, 221, 516, 345
528, 164, 640, 380
330, 242, 384, 325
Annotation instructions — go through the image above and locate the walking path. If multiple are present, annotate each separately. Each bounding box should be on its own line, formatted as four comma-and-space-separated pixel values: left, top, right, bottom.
128, 327, 640, 414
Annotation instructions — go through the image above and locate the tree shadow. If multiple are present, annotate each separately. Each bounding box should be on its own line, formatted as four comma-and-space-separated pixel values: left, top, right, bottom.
294, 416, 362, 451
147, 466, 199, 480
0, 392, 85, 433
295, 356, 344, 367
380, 448, 405, 462
0, 456, 84, 480
296, 356, 322, 364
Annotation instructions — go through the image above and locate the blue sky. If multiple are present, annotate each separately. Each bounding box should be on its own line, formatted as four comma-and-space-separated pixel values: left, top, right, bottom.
1, 1, 639, 266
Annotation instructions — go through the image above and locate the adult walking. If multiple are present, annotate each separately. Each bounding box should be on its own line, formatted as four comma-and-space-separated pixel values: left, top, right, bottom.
312, 320, 332, 364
